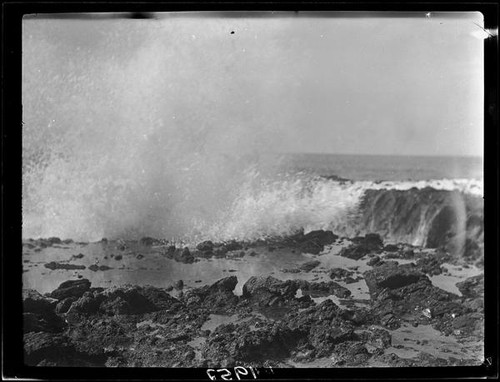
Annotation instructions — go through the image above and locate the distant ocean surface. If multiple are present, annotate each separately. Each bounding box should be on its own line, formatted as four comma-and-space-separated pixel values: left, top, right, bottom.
277, 153, 483, 182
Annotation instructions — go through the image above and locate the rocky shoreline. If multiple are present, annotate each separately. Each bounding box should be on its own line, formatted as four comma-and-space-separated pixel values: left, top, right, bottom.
23, 231, 484, 367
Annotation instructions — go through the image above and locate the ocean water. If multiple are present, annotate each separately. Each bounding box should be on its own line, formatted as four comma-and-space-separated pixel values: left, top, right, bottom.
279, 153, 483, 182
22, 145, 482, 244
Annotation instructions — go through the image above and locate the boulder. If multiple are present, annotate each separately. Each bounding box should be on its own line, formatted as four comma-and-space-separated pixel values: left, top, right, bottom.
196, 240, 214, 252
364, 263, 426, 295
329, 268, 354, 279
340, 233, 383, 260
299, 260, 321, 272
48, 279, 91, 300
456, 274, 484, 299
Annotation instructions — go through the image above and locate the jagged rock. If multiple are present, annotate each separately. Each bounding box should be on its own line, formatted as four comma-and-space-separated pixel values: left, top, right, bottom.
23, 312, 66, 333
297, 280, 351, 299
48, 279, 91, 300
184, 276, 238, 313
23, 290, 58, 314
290, 230, 338, 254
329, 268, 354, 279
456, 274, 484, 299
340, 234, 383, 260
415, 251, 451, 276
196, 240, 214, 252
242, 276, 299, 301
24, 332, 107, 366
55, 297, 78, 314
98, 285, 178, 315
364, 262, 426, 295
203, 320, 301, 364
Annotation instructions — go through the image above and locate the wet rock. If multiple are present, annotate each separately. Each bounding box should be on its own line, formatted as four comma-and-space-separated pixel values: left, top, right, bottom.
67, 292, 105, 315
184, 276, 238, 313
139, 237, 157, 246
55, 297, 78, 315
196, 240, 214, 252
290, 230, 338, 254
44, 262, 86, 270
299, 260, 321, 272
24, 332, 106, 366
329, 268, 354, 279
384, 244, 399, 252
297, 280, 351, 299
415, 251, 451, 276
24, 312, 66, 333
47, 237, 62, 245
175, 280, 184, 290
23, 290, 58, 314
48, 279, 91, 300
136, 254, 144, 260
340, 233, 383, 260
114, 254, 123, 261
456, 274, 484, 299
367, 256, 382, 266
364, 262, 426, 295
89, 264, 113, 272
98, 285, 179, 315
223, 241, 243, 252
71, 253, 84, 259
242, 276, 300, 305
203, 320, 301, 363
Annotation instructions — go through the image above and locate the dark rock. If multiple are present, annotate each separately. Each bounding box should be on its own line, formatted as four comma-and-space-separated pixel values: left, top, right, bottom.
203, 320, 301, 363
175, 280, 184, 290
179, 248, 194, 263
290, 230, 338, 254
48, 237, 62, 245
223, 241, 243, 252
55, 297, 78, 314
98, 285, 179, 315
71, 253, 84, 259
139, 237, 157, 246
329, 268, 354, 279
44, 262, 86, 270
456, 274, 484, 299
367, 256, 382, 266
136, 254, 144, 260
89, 264, 113, 272
242, 276, 299, 302
384, 244, 399, 252
340, 233, 383, 260
415, 252, 451, 275
23, 311, 66, 333
364, 262, 426, 295
297, 280, 351, 299
184, 276, 238, 313
114, 254, 123, 261
23, 290, 58, 314
48, 279, 91, 300
196, 240, 214, 252
299, 260, 321, 272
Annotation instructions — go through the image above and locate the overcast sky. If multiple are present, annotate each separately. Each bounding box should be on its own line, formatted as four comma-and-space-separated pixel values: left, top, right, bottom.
23, 12, 484, 157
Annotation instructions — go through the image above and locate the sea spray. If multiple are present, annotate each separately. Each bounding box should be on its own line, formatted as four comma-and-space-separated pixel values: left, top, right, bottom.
22, 18, 484, 243
22, 18, 288, 241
